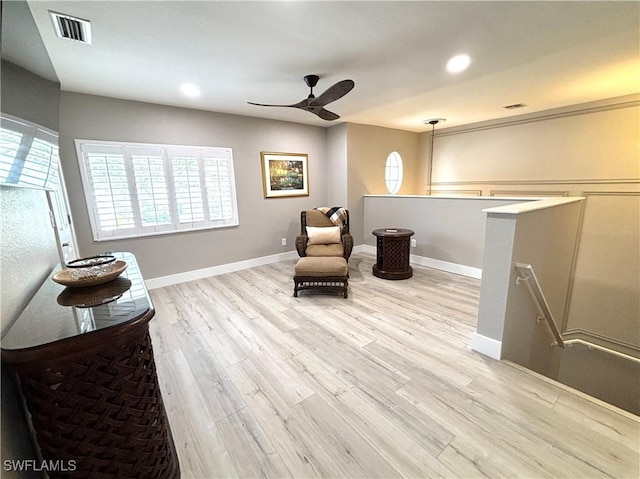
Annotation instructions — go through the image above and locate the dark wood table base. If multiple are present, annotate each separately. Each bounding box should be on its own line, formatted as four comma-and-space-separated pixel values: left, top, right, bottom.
373, 263, 413, 280
9, 328, 180, 479
1, 253, 180, 479
372, 228, 415, 280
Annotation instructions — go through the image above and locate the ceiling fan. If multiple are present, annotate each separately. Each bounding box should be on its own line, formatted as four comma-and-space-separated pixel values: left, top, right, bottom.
248, 75, 355, 121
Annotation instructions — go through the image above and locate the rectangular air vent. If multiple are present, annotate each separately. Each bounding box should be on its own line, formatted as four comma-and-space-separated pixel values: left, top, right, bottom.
50, 11, 92, 44
503, 103, 527, 110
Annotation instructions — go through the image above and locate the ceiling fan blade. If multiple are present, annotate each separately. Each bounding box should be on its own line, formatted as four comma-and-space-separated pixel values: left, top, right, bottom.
315, 108, 340, 121
247, 101, 296, 108
309, 79, 355, 107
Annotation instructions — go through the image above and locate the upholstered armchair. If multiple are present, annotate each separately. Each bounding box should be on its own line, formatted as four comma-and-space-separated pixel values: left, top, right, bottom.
295, 209, 353, 261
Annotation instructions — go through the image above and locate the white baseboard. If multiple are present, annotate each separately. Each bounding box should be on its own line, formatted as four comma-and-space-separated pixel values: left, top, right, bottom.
361, 244, 377, 256
471, 333, 502, 360
145, 250, 298, 290
411, 255, 482, 279
146, 245, 481, 289
352, 244, 366, 254
361, 245, 481, 279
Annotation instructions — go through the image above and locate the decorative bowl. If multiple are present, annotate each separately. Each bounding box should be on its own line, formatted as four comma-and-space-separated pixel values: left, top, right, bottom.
52, 260, 128, 288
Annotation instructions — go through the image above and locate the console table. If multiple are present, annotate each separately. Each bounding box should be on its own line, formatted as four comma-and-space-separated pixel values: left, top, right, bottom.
372, 228, 414, 280
1, 252, 180, 479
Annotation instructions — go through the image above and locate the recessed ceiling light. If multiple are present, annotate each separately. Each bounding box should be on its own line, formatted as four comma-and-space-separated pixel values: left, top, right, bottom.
180, 83, 200, 97
446, 54, 471, 74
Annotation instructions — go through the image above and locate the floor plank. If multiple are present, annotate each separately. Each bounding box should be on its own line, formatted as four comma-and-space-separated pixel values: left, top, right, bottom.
216, 406, 293, 479
225, 358, 342, 478
155, 349, 238, 479
288, 351, 456, 476
149, 253, 640, 478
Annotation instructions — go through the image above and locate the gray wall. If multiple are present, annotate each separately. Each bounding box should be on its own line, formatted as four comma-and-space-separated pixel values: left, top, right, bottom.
363, 195, 530, 269
423, 97, 640, 360
0, 187, 58, 478
0, 56, 62, 335
557, 342, 639, 415
564, 193, 640, 349
501, 201, 584, 371
1, 2, 61, 475
425, 97, 639, 196
0, 187, 59, 334
476, 199, 583, 356
475, 213, 516, 341
326, 123, 348, 206
476, 199, 638, 414
1, 61, 60, 131
59, 92, 328, 279
346, 123, 421, 244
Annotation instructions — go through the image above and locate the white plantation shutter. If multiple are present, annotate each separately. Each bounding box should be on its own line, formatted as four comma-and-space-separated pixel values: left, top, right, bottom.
23, 137, 60, 189
130, 147, 172, 229
0, 128, 24, 183
170, 154, 206, 224
85, 147, 136, 235
76, 140, 238, 241
203, 150, 236, 223
0, 116, 60, 189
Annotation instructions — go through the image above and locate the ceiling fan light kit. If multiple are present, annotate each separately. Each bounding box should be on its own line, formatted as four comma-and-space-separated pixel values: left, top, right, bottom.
248, 75, 355, 121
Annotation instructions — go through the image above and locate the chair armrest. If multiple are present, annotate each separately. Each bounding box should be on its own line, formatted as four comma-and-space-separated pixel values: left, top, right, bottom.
295, 235, 308, 257
341, 234, 354, 261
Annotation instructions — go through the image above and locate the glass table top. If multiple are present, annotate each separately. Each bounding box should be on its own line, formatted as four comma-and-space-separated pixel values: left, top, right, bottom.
1, 252, 152, 351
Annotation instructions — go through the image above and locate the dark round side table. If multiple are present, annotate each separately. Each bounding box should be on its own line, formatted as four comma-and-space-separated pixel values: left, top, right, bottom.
372, 228, 415, 280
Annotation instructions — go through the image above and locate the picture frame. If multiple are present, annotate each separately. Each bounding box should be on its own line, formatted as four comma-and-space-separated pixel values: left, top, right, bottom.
260, 151, 309, 198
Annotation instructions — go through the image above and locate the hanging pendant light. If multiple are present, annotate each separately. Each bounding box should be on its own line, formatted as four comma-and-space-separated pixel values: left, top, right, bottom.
424, 118, 445, 195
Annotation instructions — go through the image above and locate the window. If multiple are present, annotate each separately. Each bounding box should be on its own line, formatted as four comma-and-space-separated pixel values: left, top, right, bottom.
1, 115, 60, 190
385, 151, 403, 194
75, 140, 239, 241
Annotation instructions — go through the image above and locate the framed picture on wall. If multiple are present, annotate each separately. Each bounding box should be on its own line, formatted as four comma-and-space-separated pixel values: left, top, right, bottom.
260, 152, 309, 198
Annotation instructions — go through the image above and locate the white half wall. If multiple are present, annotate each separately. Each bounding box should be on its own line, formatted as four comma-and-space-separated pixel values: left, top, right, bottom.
476, 198, 584, 366
363, 195, 532, 270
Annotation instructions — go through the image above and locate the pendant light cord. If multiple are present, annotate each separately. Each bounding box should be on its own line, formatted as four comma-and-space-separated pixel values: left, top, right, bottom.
427, 121, 437, 195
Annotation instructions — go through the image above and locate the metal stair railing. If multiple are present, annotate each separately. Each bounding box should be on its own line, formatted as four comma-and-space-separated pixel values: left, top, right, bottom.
563, 338, 640, 364
515, 263, 640, 364
514, 263, 565, 348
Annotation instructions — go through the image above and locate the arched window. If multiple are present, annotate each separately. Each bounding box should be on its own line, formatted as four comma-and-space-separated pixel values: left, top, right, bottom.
384, 151, 403, 194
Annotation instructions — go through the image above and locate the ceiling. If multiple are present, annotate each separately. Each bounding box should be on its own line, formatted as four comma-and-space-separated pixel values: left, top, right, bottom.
6, 1, 640, 132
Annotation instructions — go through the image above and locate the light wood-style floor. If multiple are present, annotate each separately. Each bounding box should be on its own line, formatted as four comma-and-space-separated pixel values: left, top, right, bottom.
149, 253, 639, 479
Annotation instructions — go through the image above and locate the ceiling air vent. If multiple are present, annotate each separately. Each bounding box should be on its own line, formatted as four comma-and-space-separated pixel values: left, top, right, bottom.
503, 103, 527, 110
50, 11, 92, 44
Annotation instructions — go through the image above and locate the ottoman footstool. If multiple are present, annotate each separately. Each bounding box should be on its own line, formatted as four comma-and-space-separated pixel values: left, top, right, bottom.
294, 257, 349, 298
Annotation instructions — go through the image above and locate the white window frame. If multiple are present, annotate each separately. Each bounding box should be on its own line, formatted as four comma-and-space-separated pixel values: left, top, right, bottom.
75, 139, 239, 241
2, 114, 80, 260
385, 151, 403, 194
1, 114, 60, 190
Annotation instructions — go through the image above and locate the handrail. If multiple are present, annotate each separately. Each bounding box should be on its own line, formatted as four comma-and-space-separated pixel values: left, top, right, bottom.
564, 339, 640, 364
514, 263, 565, 348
